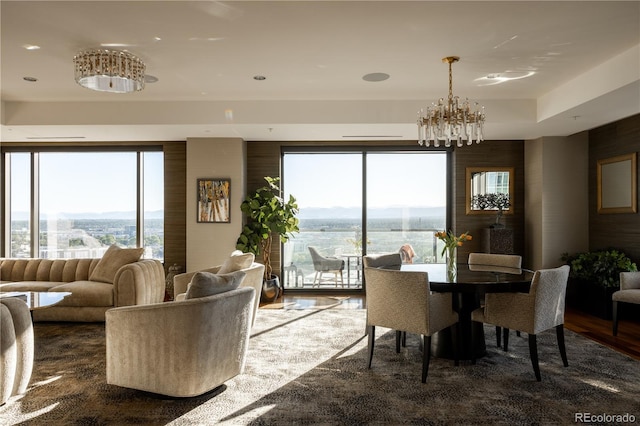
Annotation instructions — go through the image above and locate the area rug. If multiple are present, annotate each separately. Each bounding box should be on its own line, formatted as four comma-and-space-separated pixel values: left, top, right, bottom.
1, 304, 639, 425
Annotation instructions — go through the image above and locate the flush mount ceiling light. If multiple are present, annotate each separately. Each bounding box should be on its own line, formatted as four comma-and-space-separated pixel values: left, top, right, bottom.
73, 49, 145, 93
417, 56, 485, 148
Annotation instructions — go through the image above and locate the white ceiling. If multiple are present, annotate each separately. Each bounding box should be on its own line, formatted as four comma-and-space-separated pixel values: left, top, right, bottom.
1, 0, 639, 143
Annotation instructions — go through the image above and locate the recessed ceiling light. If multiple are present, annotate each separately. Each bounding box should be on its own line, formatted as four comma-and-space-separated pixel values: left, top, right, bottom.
144, 75, 159, 83
362, 72, 390, 82
23, 44, 40, 50
253, 75, 266, 81
23, 76, 38, 82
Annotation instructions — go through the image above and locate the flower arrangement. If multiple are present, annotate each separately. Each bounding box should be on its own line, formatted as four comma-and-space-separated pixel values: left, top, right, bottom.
435, 230, 472, 281
435, 230, 473, 257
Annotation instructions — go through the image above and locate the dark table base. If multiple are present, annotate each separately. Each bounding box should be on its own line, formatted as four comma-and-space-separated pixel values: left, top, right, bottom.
431, 291, 487, 360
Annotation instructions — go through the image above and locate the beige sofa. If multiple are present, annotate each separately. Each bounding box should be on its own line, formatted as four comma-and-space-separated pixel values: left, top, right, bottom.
0, 256, 165, 322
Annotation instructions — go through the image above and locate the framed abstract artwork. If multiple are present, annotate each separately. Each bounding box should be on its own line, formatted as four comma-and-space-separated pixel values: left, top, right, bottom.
197, 178, 231, 223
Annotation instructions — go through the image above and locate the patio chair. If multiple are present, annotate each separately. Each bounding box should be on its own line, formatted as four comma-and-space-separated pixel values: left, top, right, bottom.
308, 246, 345, 288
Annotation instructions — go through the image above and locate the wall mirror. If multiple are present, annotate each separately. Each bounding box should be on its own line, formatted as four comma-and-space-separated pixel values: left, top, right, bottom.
465, 167, 514, 215
597, 153, 637, 214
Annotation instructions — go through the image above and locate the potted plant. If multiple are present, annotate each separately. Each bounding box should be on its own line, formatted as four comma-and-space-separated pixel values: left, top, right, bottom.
561, 249, 637, 319
236, 177, 300, 302
471, 193, 510, 228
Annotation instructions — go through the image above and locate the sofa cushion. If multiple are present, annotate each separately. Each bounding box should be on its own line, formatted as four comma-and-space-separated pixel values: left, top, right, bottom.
218, 251, 255, 274
89, 245, 144, 284
185, 270, 246, 299
49, 281, 114, 307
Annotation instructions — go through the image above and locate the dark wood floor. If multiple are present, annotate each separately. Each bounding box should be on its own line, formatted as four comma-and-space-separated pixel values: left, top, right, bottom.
264, 294, 640, 361
564, 306, 640, 361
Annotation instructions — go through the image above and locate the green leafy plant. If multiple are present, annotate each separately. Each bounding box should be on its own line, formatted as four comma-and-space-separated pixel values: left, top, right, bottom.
561, 249, 637, 288
236, 177, 300, 281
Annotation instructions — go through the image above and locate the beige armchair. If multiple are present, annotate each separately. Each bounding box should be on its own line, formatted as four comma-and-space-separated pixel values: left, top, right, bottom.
173, 262, 264, 327
471, 265, 570, 381
106, 286, 255, 397
1, 297, 34, 405
613, 272, 640, 336
364, 266, 459, 383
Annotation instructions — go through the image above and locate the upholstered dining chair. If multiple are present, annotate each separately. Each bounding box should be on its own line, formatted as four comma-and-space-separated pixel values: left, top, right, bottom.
612, 271, 640, 336
468, 252, 523, 347
470, 265, 570, 381
364, 266, 459, 383
362, 253, 404, 343
308, 246, 345, 288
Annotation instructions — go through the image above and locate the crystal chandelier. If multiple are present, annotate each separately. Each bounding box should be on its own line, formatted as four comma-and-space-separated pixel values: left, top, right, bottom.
73, 49, 145, 93
417, 56, 485, 147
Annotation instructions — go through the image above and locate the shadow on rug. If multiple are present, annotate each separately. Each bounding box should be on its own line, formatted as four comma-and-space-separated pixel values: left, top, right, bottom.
1, 305, 638, 425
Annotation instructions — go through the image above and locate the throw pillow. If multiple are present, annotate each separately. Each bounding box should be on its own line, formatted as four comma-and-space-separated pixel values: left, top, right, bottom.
89, 245, 144, 284
185, 270, 246, 299
218, 251, 255, 274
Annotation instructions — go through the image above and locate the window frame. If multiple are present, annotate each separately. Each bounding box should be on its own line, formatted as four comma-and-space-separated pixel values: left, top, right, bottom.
1, 144, 163, 259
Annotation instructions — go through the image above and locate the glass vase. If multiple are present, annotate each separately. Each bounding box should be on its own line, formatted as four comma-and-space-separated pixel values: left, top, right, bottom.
446, 246, 457, 282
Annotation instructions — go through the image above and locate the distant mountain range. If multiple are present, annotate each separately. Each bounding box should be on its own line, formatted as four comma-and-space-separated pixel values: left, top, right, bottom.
11, 210, 165, 220
298, 206, 445, 219
11, 206, 444, 221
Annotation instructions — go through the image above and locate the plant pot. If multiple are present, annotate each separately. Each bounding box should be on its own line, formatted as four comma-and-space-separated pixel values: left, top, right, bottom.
261, 275, 281, 303
567, 279, 616, 320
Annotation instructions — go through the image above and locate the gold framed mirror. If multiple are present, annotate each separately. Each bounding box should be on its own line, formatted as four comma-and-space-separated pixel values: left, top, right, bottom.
465, 167, 514, 215
597, 153, 637, 214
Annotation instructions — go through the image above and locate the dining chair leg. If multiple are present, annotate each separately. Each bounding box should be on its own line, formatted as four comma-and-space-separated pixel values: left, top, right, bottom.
422, 335, 432, 383
471, 322, 477, 365
496, 326, 502, 347
395, 330, 402, 353
528, 334, 541, 381
503, 328, 510, 352
402, 331, 407, 347
367, 326, 375, 369
612, 301, 619, 336
556, 324, 569, 367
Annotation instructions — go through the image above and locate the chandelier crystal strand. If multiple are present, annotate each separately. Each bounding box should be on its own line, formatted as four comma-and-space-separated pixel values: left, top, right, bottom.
417, 56, 485, 148
73, 49, 145, 93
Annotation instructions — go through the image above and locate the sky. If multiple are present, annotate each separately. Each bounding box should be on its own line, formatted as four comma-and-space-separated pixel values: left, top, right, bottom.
10, 152, 164, 214
283, 152, 447, 209
10, 151, 445, 215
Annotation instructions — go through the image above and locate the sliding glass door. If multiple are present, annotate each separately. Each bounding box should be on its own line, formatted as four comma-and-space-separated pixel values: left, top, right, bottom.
282, 149, 447, 290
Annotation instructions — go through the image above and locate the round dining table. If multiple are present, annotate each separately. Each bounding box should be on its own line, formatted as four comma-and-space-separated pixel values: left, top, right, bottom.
395, 263, 535, 360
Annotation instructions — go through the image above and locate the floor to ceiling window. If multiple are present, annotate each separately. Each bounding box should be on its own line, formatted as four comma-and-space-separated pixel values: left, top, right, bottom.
2, 148, 164, 261
282, 149, 447, 290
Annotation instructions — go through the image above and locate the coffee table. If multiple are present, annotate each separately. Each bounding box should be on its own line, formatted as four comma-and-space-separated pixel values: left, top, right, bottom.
0, 291, 72, 317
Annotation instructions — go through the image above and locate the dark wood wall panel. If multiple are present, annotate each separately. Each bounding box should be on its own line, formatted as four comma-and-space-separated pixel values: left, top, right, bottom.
589, 113, 640, 261
453, 140, 525, 261
163, 141, 187, 273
